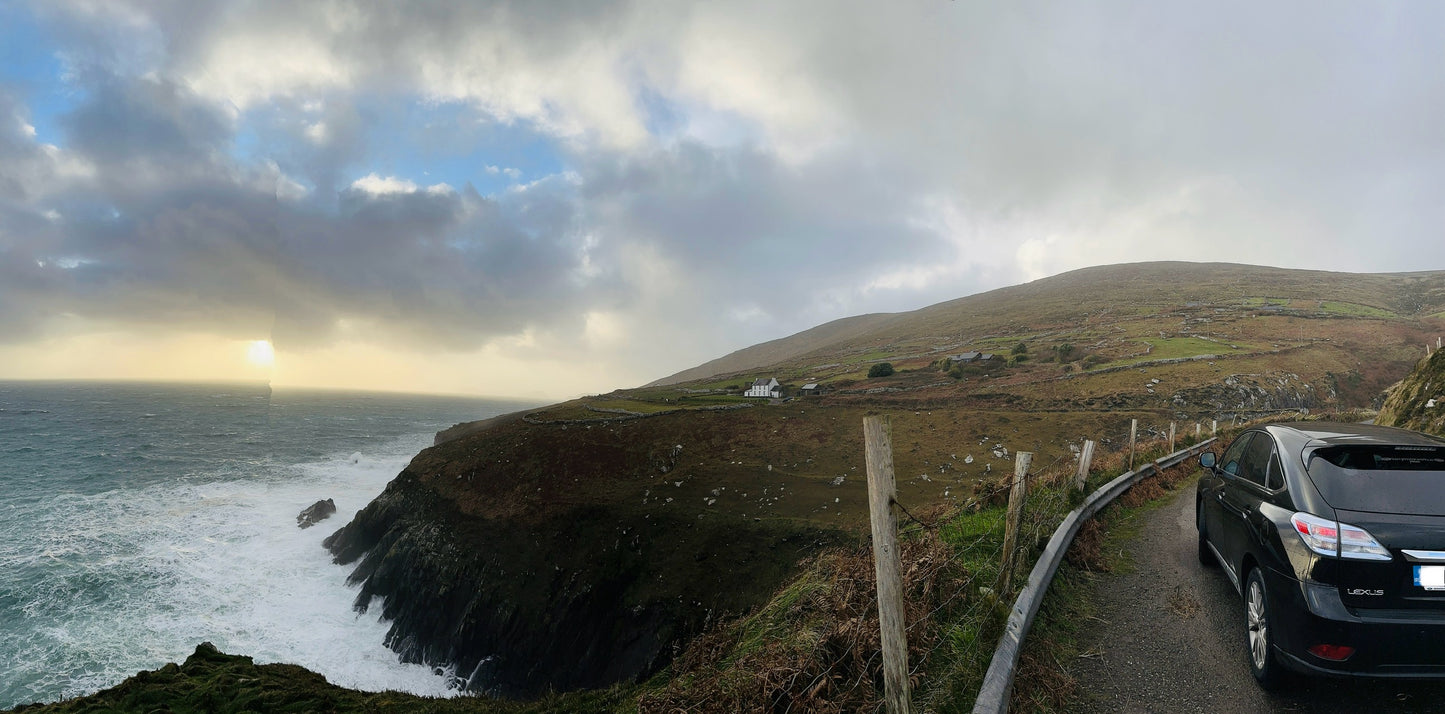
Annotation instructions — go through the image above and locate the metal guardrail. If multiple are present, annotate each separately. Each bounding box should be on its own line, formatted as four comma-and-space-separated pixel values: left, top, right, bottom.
971, 437, 1218, 714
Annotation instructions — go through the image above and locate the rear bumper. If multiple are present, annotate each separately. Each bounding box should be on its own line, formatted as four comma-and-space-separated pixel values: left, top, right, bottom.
1264, 566, 1445, 678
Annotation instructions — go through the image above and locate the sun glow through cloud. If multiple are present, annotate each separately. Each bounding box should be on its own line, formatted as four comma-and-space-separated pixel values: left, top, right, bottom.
246, 340, 275, 367
3, 1, 1444, 400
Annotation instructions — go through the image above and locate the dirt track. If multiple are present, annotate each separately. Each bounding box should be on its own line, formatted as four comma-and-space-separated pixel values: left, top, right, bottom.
1068, 481, 1445, 713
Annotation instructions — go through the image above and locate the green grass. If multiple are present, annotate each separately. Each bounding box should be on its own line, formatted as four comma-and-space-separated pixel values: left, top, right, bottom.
1318, 301, 1395, 318
587, 399, 678, 414
1095, 337, 1226, 368
672, 392, 750, 405
846, 349, 894, 364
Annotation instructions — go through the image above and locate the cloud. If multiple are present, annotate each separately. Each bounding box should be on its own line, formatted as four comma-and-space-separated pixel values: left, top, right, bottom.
349, 173, 418, 195
8, 0, 1445, 395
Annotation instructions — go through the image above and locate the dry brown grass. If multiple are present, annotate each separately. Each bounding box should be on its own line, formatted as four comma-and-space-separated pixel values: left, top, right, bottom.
1011, 649, 1080, 713
1065, 518, 1110, 573
637, 529, 963, 714
636, 424, 1225, 713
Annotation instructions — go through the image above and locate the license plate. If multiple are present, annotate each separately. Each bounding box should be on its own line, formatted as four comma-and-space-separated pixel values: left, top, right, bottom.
1414, 565, 1445, 591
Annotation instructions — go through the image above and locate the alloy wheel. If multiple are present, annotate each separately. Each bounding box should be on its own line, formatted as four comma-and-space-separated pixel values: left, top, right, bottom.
1247, 579, 1269, 671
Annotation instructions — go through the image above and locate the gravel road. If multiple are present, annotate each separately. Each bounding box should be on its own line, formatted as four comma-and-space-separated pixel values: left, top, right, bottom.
1068, 481, 1445, 713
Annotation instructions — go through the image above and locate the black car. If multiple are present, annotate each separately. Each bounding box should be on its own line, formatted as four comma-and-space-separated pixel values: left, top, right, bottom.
1197, 422, 1445, 686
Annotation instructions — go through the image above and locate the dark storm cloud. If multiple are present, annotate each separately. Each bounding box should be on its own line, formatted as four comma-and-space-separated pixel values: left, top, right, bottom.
268, 177, 614, 349
62, 79, 230, 168
580, 142, 951, 315
0, 74, 624, 349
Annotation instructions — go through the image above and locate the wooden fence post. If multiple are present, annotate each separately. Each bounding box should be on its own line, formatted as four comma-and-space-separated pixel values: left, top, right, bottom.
1075, 440, 1096, 493
1128, 419, 1138, 470
1169, 422, 1176, 453
863, 416, 911, 714
998, 451, 1034, 596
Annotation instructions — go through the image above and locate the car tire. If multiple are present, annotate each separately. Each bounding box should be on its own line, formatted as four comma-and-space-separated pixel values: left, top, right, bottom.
1244, 568, 1284, 690
1196, 503, 1215, 567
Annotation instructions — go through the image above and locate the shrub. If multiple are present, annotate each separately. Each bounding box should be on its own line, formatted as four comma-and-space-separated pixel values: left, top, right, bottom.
867, 362, 895, 378
1011, 342, 1029, 356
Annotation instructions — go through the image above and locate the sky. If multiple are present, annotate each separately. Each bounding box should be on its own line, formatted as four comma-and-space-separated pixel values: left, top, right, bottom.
2, 1, 1444, 400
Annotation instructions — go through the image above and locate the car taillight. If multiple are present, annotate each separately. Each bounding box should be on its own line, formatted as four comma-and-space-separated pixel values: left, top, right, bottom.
1307, 644, 1355, 661
1290, 512, 1392, 561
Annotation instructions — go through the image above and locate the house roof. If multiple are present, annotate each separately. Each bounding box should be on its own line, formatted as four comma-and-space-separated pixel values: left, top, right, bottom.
801, 383, 819, 390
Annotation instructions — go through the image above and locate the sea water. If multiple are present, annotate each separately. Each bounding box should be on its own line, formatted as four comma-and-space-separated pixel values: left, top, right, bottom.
0, 380, 534, 708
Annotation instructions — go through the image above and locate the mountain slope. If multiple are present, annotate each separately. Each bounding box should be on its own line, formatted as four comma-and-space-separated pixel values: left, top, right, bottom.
648, 312, 895, 386
649, 261, 1445, 387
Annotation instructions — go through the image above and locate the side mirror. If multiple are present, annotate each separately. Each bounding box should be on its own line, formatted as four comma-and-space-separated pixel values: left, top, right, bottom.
1199, 452, 1217, 469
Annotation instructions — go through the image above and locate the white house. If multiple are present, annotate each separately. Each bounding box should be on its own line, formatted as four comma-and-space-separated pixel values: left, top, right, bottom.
745, 377, 783, 398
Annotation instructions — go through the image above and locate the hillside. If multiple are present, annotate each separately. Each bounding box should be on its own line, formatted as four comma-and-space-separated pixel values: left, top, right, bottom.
1377, 348, 1445, 435
649, 261, 1445, 397
647, 312, 896, 387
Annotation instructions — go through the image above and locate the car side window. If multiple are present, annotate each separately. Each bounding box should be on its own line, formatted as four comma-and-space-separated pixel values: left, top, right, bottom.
1220, 433, 1253, 476
1237, 432, 1277, 488
1265, 453, 1285, 490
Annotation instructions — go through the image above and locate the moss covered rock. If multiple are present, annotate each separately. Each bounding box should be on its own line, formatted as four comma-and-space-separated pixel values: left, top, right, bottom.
1378, 350, 1445, 435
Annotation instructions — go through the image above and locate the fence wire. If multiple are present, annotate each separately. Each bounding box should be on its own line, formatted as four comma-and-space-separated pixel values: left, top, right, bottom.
641, 419, 1220, 713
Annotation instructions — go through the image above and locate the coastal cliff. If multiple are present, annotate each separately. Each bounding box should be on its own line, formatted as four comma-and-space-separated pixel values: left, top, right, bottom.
322, 410, 850, 697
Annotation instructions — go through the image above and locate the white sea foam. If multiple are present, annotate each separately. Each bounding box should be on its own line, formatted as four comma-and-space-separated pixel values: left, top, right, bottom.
3, 435, 455, 703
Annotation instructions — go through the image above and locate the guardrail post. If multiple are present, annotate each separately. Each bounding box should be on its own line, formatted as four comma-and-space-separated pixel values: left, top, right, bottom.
1074, 439, 1095, 493
863, 416, 911, 714
1169, 422, 1176, 452
998, 450, 1033, 595
1212, 419, 1218, 436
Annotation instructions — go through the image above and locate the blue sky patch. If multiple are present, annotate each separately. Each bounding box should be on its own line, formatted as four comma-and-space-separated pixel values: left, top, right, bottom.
0, 4, 75, 146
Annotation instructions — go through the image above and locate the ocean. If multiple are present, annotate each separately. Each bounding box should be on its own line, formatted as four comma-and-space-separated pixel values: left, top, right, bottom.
0, 380, 534, 709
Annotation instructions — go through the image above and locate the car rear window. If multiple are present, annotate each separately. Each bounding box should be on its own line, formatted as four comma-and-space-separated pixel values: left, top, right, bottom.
1306, 445, 1445, 515
1311, 446, 1445, 470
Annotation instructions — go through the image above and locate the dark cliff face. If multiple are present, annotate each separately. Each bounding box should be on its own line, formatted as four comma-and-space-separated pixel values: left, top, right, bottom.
322, 412, 849, 698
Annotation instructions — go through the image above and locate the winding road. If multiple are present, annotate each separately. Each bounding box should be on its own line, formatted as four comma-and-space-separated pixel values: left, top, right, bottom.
1068, 480, 1445, 713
